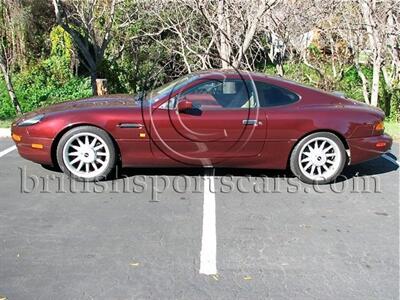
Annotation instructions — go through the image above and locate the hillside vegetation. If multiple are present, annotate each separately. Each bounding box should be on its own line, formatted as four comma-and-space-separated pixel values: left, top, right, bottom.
0, 0, 399, 125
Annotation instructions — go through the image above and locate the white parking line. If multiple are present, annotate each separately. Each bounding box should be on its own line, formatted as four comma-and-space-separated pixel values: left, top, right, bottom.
382, 153, 399, 166
199, 168, 217, 275
0, 145, 16, 158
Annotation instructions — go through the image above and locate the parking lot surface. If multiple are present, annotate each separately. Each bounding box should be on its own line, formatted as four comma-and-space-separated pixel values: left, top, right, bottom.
0, 138, 398, 299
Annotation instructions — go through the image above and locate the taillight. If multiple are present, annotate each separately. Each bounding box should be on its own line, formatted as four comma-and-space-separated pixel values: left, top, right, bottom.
374, 120, 385, 135
375, 142, 387, 147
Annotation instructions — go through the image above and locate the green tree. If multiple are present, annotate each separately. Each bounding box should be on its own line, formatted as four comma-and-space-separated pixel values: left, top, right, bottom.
0, 0, 23, 115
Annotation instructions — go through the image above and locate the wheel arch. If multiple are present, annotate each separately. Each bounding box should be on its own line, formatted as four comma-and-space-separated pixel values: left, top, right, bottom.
286, 129, 350, 168
50, 123, 121, 168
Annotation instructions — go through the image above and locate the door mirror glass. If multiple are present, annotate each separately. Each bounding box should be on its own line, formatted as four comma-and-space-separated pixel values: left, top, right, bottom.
177, 99, 193, 113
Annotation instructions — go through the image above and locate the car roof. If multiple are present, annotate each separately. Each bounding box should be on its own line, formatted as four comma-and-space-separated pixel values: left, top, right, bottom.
190, 69, 303, 86
192, 69, 266, 79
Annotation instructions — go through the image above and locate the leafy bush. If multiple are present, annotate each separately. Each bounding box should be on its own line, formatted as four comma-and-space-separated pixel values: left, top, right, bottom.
387, 89, 400, 122
0, 73, 91, 119
264, 62, 375, 103
0, 80, 16, 119
0, 26, 92, 120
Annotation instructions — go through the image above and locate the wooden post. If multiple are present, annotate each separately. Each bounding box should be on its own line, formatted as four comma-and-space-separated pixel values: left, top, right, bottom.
96, 79, 108, 95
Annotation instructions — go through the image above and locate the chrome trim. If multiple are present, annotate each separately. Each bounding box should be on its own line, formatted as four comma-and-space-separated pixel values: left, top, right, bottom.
242, 119, 258, 125
117, 123, 143, 129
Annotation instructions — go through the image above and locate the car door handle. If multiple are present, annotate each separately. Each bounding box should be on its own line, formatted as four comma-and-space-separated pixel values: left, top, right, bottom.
242, 119, 258, 126
117, 123, 143, 128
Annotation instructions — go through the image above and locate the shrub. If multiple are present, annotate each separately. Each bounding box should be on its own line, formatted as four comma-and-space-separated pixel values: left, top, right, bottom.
0, 26, 92, 120
0, 73, 91, 119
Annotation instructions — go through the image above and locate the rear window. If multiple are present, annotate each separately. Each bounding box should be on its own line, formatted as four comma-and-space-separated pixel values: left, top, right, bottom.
256, 82, 299, 107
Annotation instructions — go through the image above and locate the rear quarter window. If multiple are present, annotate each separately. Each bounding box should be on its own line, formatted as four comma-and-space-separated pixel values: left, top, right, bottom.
256, 81, 299, 107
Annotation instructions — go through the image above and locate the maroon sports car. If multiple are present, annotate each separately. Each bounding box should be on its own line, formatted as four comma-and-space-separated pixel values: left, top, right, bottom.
11, 70, 392, 183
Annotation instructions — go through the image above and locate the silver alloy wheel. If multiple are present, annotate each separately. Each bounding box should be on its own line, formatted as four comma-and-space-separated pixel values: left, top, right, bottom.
298, 137, 342, 181
62, 132, 110, 179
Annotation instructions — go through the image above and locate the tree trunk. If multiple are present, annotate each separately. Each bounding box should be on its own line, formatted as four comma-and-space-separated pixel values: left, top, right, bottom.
382, 85, 391, 117
217, 0, 230, 69
276, 63, 284, 77
90, 71, 98, 96
355, 63, 370, 105
0, 57, 22, 115
370, 55, 381, 107
267, 46, 284, 77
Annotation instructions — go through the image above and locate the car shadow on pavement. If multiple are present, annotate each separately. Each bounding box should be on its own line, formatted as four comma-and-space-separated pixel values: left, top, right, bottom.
119, 166, 292, 179
39, 155, 398, 184
340, 156, 398, 181
118, 155, 398, 183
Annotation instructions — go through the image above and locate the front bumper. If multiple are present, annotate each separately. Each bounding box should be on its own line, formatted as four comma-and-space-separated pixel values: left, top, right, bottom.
11, 124, 53, 166
348, 134, 393, 165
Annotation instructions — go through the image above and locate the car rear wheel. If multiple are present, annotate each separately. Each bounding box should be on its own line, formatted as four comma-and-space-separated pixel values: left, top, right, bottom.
290, 132, 346, 184
56, 126, 116, 181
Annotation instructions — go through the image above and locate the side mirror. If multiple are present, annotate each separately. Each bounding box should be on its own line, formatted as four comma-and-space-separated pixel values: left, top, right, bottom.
177, 99, 193, 113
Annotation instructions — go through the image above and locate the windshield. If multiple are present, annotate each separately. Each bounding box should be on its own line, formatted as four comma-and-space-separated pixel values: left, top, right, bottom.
144, 74, 197, 105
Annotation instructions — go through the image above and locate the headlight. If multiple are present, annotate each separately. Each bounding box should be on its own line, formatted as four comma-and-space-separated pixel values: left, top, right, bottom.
17, 114, 45, 127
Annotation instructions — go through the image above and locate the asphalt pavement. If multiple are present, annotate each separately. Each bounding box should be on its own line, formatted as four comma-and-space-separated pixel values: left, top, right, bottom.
0, 137, 398, 300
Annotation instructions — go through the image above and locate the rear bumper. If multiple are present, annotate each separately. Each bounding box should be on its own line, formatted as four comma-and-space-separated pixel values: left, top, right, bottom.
348, 134, 392, 165
11, 125, 53, 166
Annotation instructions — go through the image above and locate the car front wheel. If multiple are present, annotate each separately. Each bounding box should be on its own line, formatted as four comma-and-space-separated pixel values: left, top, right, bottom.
290, 132, 347, 184
56, 126, 116, 181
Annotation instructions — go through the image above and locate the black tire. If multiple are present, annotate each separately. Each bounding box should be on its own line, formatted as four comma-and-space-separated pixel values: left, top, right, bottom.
41, 164, 61, 172
56, 126, 116, 181
290, 132, 347, 184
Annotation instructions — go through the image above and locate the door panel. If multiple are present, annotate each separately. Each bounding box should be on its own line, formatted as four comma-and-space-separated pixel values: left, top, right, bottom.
150, 107, 266, 166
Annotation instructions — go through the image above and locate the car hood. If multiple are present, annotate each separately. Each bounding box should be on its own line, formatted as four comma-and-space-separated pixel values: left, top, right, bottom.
13, 94, 142, 126
38, 94, 136, 113
15, 94, 139, 123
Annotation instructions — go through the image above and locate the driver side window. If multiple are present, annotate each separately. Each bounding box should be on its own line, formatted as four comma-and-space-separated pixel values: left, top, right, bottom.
178, 79, 257, 110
